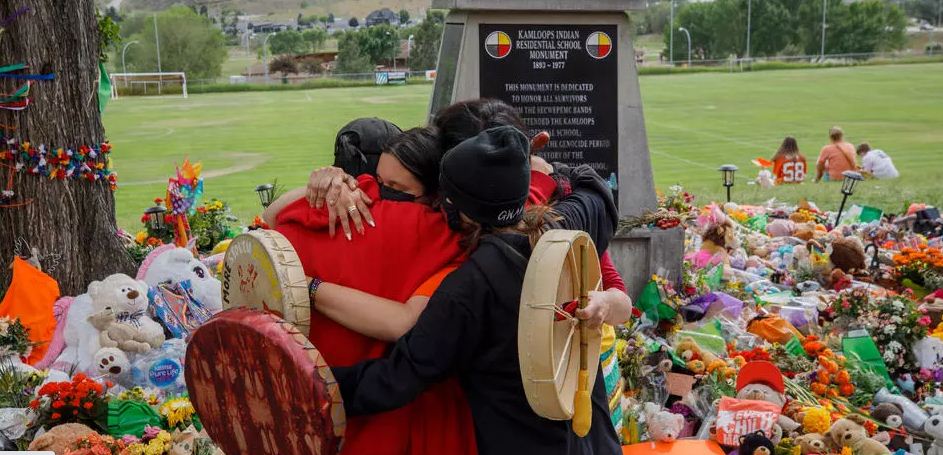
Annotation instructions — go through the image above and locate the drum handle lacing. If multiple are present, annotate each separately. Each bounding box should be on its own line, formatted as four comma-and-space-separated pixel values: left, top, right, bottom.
526, 303, 578, 384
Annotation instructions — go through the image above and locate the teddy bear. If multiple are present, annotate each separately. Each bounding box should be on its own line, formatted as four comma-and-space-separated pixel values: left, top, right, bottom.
871, 402, 912, 452
794, 433, 829, 455
738, 431, 774, 455
827, 415, 890, 455
27, 423, 97, 454
829, 236, 867, 274
696, 219, 739, 266
83, 274, 165, 384
643, 402, 685, 443
735, 361, 801, 436
88, 274, 165, 353
137, 245, 222, 314
675, 337, 725, 375
925, 414, 943, 455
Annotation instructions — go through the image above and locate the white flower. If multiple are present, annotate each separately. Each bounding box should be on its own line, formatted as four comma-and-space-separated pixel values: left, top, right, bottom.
883, 350, 897, 363
883, 325, 897, 335
893, 300, 905, 311
891, 316, 903, 324
887, 341, 903, 353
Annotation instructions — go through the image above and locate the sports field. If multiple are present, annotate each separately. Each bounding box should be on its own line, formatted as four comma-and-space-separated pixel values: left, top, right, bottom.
104, 63, 943, 229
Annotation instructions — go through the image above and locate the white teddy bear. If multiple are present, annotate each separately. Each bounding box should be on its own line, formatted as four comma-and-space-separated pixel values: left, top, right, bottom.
45, 274, 164, 382
137, 245, 222, 313
924, 414, 943, 455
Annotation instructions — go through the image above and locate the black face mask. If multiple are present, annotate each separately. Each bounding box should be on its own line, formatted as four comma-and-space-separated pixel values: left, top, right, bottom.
380, 184, 418, 202
442, 199, 464, 232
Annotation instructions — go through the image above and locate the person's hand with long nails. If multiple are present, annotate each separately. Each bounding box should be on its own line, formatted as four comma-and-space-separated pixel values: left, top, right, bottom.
306, 166, 374, 239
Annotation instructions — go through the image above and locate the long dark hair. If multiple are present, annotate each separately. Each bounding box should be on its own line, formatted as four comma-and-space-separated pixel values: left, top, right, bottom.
433, 99, 528, 152
773, 136, 800, 161
452, 205, 561, 253
384, 126, 443, 196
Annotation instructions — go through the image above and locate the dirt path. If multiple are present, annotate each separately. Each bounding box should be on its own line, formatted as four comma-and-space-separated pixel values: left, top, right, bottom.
122, 152, 268, 186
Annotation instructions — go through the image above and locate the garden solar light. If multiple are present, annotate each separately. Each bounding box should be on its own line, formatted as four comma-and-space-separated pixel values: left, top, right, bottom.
719, 164, 738, 203
144, 205, 168, 232
834, 170, 864, 226
255, 183, 276, 208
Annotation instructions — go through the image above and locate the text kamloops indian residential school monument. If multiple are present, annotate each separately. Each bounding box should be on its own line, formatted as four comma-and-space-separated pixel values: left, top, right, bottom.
429, 0, 684, 298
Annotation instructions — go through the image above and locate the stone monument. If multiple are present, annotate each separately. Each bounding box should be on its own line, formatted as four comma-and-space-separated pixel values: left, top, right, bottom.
430, 0, 684, 299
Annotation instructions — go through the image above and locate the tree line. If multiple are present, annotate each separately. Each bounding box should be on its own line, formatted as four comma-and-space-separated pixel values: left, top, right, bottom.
660, 0, 908, 61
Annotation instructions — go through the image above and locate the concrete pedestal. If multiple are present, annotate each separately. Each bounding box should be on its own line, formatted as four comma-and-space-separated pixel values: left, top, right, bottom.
608, 228, 685, 301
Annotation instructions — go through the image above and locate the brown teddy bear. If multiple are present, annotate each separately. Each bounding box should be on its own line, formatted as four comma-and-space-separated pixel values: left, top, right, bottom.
829, 236, 867, 274
27, 423, 97, 454
827, 415, 890, 455
871, 402, 911, 452
794, 433, 828, 455
700, 220, 738, 265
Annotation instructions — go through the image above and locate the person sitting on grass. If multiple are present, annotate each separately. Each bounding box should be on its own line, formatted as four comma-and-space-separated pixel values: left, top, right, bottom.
771, 136, 807, 184
857, 142, 899, 180
815, 126, 857, 182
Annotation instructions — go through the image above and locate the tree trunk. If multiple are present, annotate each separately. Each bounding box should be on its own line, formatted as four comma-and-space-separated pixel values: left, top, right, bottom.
0, 1, 135, 296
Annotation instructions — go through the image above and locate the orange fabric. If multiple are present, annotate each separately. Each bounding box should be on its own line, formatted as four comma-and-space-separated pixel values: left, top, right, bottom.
0, 257, 60, 364
408, 268, 477, 455
772, 155, 808, 184
412, 266, 458, 298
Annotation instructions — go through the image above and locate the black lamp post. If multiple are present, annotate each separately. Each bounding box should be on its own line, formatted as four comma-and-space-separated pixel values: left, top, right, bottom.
834, 170, 863, 226
144, 205, 167, 232
718, 164, 738, 203
255, 183, 275, 208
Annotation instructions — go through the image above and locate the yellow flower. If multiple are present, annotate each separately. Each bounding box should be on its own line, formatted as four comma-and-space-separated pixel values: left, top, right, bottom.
790, 446, 802, 455
841, 447, 853, 455
802, 406, 831, 434
124, 443, 146, 455
159, 397, 195, 428
135, 231, 147, 245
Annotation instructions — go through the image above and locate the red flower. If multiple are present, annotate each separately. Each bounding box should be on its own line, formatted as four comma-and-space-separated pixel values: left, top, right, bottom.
52, 400, 64, 409
83, 401, 94, 410
28, 399, 39, 409
51, 412, 61, 420
72, 409, 79, 416
154, 198, 163, 204
140, 214, 149, 224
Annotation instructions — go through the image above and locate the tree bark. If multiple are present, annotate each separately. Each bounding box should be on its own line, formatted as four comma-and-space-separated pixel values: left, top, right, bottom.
0, 1, 135, 295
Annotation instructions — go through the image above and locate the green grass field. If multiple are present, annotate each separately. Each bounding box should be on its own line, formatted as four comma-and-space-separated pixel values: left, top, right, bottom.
103, 63, 943, 230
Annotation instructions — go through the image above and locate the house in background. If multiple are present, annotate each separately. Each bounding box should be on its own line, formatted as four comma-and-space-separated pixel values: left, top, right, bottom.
365, 8, 398, 27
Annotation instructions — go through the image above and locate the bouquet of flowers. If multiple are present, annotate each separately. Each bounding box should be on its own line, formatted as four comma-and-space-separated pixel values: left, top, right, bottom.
63, 433, 127, 455
0, 316, 33, 360
29, 373, 111, 431
827, 290, 930, 373
135, 198, 237, 255
894, 245, 943, 290
616, 333, 649, 395
618, 185, 695, 232
122, 425, 172, 455
158, 397, 198, 430
0, 358, 46, 408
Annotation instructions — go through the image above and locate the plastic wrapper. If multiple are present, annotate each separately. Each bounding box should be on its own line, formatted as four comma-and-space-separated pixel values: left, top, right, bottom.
148, 281, 214, 340
131, 338, 187, 395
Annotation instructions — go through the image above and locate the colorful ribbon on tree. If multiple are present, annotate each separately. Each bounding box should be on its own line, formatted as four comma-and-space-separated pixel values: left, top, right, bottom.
0, 63, 55, 81
0, 81, 30, 110
0, 138, 117, 190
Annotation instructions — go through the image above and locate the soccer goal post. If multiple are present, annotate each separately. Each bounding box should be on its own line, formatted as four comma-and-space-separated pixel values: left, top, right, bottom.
110, 72, 188, 99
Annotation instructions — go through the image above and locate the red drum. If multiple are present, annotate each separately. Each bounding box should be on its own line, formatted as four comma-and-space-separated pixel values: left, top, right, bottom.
186, 308, 345, 455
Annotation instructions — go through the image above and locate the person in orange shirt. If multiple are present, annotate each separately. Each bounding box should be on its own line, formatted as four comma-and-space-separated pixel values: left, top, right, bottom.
771, 136, 808, 184
815, 126, 857, 182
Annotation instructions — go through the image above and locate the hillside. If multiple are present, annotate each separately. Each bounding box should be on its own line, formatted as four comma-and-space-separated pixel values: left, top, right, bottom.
110, 0, 433, 21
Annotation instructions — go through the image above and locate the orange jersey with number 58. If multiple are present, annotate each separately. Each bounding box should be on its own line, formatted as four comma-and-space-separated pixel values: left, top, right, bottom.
773, 155, 807, 184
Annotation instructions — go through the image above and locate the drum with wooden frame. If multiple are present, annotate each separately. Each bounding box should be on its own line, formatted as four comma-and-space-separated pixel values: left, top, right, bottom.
222, 229, 310, 334
518, 229, 602, 435
186, 307, 345, 455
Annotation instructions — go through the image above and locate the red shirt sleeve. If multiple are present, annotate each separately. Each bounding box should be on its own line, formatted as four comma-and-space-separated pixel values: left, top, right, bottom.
599, 251, 625, 292
275, 175, 381, 229
527, 170, 556, 206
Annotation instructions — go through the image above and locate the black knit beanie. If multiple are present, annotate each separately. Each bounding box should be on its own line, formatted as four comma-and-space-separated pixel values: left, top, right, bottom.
333, 118, 402, 177
440, 126, 531, 227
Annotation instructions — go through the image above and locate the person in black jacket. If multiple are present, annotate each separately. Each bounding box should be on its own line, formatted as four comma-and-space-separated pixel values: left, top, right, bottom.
331, 126, 621, 455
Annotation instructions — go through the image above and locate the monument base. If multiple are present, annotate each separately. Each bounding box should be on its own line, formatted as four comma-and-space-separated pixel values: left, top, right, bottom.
608, 227, 685, 301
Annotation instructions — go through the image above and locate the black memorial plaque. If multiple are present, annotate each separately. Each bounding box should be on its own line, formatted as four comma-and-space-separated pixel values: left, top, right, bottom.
479, 23, 619, 197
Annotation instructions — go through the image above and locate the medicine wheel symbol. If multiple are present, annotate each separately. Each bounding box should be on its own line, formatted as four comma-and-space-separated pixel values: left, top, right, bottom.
485, 31, 512, 59
585, 32, 612, 59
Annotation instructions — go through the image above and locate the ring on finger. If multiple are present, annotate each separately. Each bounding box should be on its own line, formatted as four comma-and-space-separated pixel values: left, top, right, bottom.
347, 206, 358, 213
